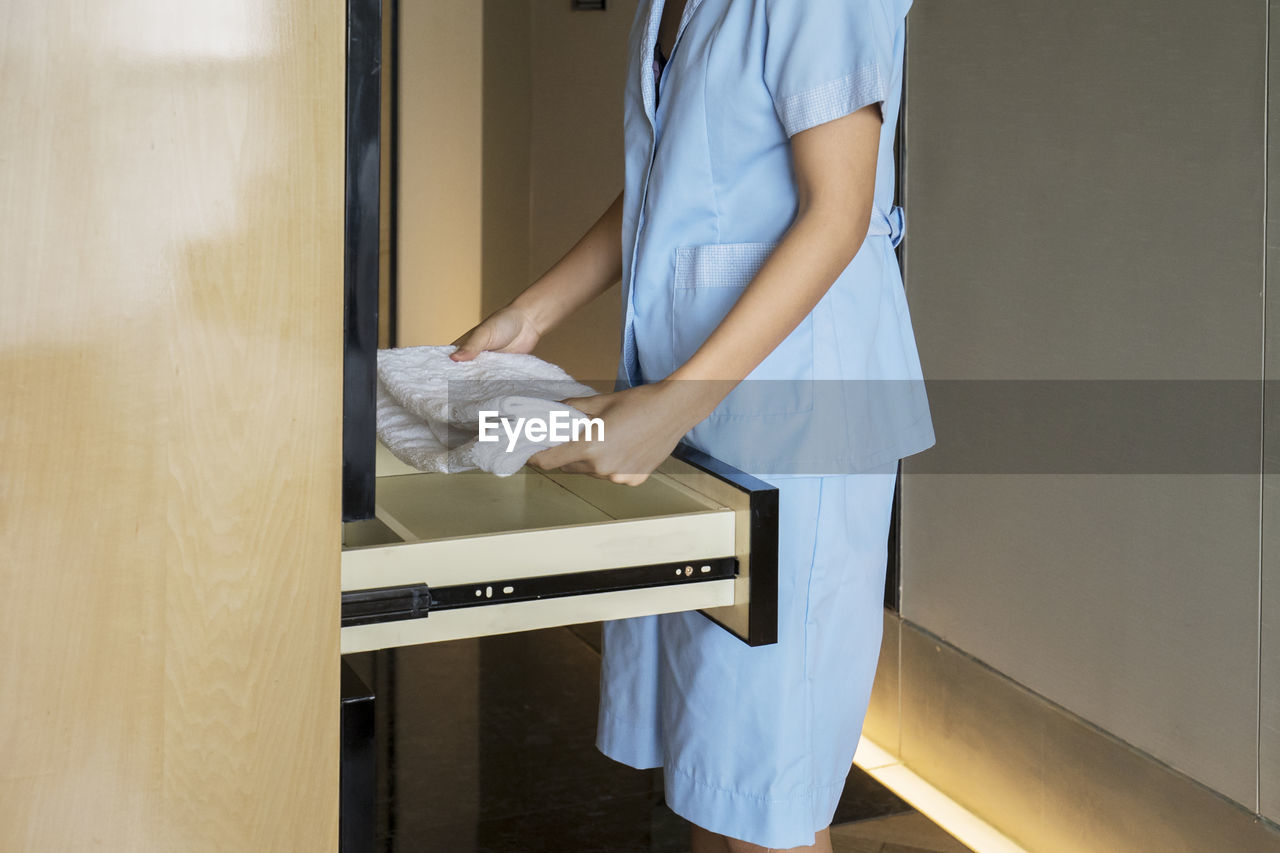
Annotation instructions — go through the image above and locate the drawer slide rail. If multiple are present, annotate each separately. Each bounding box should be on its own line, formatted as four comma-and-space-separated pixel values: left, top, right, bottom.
341, 556, 737, 628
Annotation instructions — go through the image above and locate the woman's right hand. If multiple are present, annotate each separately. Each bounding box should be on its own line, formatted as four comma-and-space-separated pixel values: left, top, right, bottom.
449, 304, 544, 362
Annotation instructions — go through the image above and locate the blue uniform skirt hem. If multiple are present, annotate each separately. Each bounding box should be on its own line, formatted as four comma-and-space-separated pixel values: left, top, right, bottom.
596, 707, 662, 770
595, 710, 846, 849
663, 764, 845, 849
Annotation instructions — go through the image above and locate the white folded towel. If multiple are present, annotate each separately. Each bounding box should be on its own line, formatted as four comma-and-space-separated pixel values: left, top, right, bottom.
376, 345, 598, 476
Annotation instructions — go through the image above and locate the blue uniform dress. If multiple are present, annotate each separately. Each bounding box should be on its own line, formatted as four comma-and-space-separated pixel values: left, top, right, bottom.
595, 0, 935, 847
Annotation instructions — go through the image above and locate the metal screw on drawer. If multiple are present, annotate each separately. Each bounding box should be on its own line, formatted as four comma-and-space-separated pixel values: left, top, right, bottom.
684, 565, 693, 576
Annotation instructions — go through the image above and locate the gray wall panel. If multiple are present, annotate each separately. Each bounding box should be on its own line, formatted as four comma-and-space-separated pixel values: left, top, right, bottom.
902, 475, 1260, 806
901, 0, 1265, 808
1262, 0, 1280, 823
1263, 243, 1279, 822
904, 0, 1263, 382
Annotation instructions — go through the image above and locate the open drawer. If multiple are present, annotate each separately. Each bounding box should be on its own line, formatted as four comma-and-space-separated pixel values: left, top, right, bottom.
340, 442, 778, 653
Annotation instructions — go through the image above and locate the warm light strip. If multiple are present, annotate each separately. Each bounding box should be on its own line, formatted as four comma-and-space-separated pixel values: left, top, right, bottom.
852, 737, 1028, 853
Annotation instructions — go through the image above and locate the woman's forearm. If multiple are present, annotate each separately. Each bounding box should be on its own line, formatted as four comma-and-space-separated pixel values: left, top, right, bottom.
531, 203, 871, 483
511, 190, 625, 334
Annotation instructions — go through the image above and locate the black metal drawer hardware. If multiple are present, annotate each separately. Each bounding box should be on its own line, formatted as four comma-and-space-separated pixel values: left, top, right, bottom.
341, 556, 737, 628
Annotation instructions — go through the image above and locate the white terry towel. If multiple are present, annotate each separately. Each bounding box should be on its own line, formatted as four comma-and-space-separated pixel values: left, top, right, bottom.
376, 345, 598, 476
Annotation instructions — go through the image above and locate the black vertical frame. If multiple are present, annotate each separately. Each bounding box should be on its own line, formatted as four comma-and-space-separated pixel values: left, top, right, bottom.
343, 0, 382, 522
339, 660, 375, 853
884, 21, 908, 611
387, 0, 400, 349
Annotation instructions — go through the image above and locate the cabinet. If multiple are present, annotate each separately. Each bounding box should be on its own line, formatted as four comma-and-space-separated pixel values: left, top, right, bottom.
338, 0, 779, 652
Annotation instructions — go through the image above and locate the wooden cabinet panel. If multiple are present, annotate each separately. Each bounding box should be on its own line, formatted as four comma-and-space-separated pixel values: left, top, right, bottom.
0, 2, 344, 850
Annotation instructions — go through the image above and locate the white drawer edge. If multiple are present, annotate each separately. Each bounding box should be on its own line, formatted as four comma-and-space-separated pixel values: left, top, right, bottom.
340, 579, 737, 653
341, 510, 737, 592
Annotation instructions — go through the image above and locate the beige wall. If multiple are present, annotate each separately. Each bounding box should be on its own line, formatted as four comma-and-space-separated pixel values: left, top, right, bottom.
481, 0, 532, 324
0, 1, 343, 849
526, 0, 635, 383
397, 0, 484, 347
399, 0, 632, 381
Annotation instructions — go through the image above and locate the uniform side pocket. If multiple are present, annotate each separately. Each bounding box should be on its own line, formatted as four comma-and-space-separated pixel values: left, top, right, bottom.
671, 241, 814, 417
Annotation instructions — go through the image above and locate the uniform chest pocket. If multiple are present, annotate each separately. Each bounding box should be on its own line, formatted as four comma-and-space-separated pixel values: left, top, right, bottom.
671, 241, 814, 417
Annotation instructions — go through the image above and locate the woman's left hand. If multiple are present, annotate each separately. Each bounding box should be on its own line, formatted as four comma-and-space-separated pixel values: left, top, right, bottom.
528, 380, 719, 485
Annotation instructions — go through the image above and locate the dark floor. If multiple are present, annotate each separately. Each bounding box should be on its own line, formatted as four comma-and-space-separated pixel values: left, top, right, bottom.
345, 623, 971, 853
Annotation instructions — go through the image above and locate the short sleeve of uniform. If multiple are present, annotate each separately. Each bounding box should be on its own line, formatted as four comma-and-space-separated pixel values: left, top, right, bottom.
763, 0, 898, 137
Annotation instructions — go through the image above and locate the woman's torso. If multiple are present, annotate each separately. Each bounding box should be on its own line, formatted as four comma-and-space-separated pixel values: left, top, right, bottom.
618, 0, 934, 474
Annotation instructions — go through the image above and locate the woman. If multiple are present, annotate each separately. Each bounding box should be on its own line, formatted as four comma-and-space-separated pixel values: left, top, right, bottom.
452, 0, 934, 850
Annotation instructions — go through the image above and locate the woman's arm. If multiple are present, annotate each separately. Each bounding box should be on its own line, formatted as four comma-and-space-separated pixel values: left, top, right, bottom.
670, 103, 881, 390
531, 103, 883, 483
451, 190, 624, 360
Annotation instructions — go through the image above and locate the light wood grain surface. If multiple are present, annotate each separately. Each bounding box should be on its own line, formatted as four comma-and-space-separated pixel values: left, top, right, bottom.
0, 2, 344, 850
